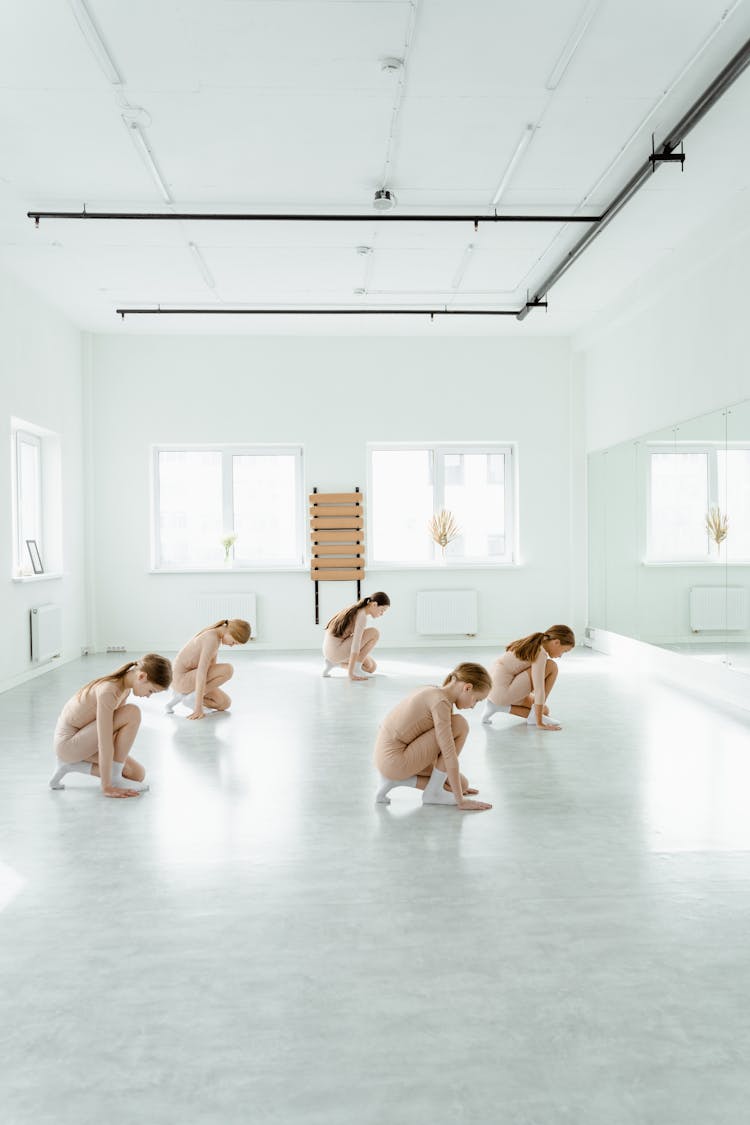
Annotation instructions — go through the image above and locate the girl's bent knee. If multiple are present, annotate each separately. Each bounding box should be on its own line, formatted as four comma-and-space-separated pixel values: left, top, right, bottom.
119, 703, 141, 725
452, 713, 469, 736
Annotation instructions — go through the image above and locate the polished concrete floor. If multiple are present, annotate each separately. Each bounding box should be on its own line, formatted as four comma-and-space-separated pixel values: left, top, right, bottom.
2, 646, 750, 1125
663, 640, 750, 674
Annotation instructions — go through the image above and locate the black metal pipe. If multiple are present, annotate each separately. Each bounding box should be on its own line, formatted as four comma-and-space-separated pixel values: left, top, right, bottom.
516, 33, 750, 320
116, 306, 523, 318
29, 209, 600, 225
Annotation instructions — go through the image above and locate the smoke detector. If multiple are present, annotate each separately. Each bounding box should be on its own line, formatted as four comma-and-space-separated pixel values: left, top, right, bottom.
373, 188, 397, 211
381, 57, 404, 74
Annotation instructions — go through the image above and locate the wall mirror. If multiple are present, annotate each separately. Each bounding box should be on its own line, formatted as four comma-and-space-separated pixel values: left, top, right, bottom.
588, 397, 750, 674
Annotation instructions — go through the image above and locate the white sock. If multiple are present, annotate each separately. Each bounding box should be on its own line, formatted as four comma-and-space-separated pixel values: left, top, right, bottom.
353, 663, 371, 678
49, 759, 92, 790
422, 768, 457, 805
110, 761, 150, 792
322, 659, 336, 678
375, 772, 417, 804
482, 701, 510, 724
165, 691, 186, 714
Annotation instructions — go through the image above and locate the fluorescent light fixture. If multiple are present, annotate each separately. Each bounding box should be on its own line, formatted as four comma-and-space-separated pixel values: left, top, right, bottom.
68, 0, 122, 85
188, 242, 216, 290
545, 0, 600, 91
491, 125, 535, 207
123, 119, 173, 203
451, 243, 475, 289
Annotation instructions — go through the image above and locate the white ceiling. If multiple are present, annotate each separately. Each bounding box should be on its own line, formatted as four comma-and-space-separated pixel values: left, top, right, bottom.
1, 0, 749, 336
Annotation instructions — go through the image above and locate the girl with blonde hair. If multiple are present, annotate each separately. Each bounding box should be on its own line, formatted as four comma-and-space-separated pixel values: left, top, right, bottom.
165, 618, 252, 719
322, 591, 390, 680
482, 625, 575, 730
49, 654, 172, 796
374, 662, 493, 811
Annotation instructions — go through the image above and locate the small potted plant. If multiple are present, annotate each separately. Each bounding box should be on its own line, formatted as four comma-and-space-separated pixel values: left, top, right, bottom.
221, 531, 238, 567
705, 507, 728, 555
429, 509, 460, 561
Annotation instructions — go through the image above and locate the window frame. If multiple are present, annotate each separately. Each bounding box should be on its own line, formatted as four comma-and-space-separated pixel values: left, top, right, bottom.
367, 442, 516, 568
152, 444, 305, 571
646, 441, 750, 563
13, 428, 43, 574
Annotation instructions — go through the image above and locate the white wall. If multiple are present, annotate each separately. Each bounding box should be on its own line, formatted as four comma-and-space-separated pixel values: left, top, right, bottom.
88, 333, 580, 652
0, 269, 87, 692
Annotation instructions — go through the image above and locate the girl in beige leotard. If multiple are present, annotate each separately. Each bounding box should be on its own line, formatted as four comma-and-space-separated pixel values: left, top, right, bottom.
322, 592, 390, 680
482, 625, 575, 729
166, 617, 251, 719
50, 653, 172, 797
374, 662, 493, 811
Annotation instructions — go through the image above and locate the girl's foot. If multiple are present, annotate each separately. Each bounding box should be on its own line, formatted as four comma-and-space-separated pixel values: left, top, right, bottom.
49, 760, 93, 790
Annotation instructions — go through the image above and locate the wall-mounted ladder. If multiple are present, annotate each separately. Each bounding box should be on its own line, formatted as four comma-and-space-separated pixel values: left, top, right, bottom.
310, 487, 365, 624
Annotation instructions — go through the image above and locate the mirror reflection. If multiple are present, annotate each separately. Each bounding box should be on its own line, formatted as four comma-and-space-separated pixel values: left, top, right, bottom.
588, 397, 750, 674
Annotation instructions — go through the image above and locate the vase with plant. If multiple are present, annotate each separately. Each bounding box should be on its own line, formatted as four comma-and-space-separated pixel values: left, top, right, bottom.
221, 532, 238, 567
429, 509, 460, 562
705, 507, 728, 555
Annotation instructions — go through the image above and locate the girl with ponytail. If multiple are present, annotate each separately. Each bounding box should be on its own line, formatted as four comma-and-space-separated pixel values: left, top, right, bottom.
166, 618, 252, 719
322, 592, 390, 680
482, 625, 575, 729
49, 653, 173, 796
373, 663, 493, 811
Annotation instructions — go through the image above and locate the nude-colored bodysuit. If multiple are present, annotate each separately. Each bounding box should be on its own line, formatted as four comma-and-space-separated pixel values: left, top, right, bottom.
489, 648, 548, 707
54, 681, 129, 763
322, 608, 367, 664
172, 631, 220, 692
373, 686, 466, 780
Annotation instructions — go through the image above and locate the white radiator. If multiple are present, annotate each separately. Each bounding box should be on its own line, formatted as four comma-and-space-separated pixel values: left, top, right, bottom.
30, 604, 62, 664
197, 593, 257, 636
416, 590, 478, 636
690, 587, 748, 631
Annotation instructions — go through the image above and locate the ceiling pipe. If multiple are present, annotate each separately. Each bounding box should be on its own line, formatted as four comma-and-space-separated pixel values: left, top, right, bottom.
29, 209, 599, 226
115, 304, 546, 319
516, 33, 750, 320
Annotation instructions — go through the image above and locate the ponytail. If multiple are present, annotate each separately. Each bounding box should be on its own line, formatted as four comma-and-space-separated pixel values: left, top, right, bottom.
195, 618, 252, 644
77, 653, 172, 699
326, 591, 390, 638
506, 632, 549, 664
507, 624, 575, 664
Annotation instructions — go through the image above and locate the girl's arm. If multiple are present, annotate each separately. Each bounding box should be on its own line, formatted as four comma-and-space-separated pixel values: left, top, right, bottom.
347, 611, 367, 679
431, 699, 465, 803
530, 651, 547, 724
94, 684, 118, 789
191, 635, 219, 716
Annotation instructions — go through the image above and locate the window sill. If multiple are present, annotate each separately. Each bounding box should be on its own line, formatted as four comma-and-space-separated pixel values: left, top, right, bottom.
150, 566, 308, 575
11, 572, 65, 583
150, 562, 521, 575
642, 560, 750, 568
368, 561, 521, 571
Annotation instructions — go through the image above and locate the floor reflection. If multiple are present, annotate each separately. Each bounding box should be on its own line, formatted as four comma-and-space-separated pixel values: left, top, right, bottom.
644, 699, 750, 851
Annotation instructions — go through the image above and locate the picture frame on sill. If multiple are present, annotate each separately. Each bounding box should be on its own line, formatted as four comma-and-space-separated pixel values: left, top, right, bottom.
26, 539, 44, 575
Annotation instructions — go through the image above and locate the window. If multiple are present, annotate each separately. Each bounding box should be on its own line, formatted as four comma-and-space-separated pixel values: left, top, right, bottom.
718, 450, 750, 561
11, 421, 62, 577
15, 430, 42, 570
154, 446, 304, 569
369, 444, 514, 565
647, 445, 750, 562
